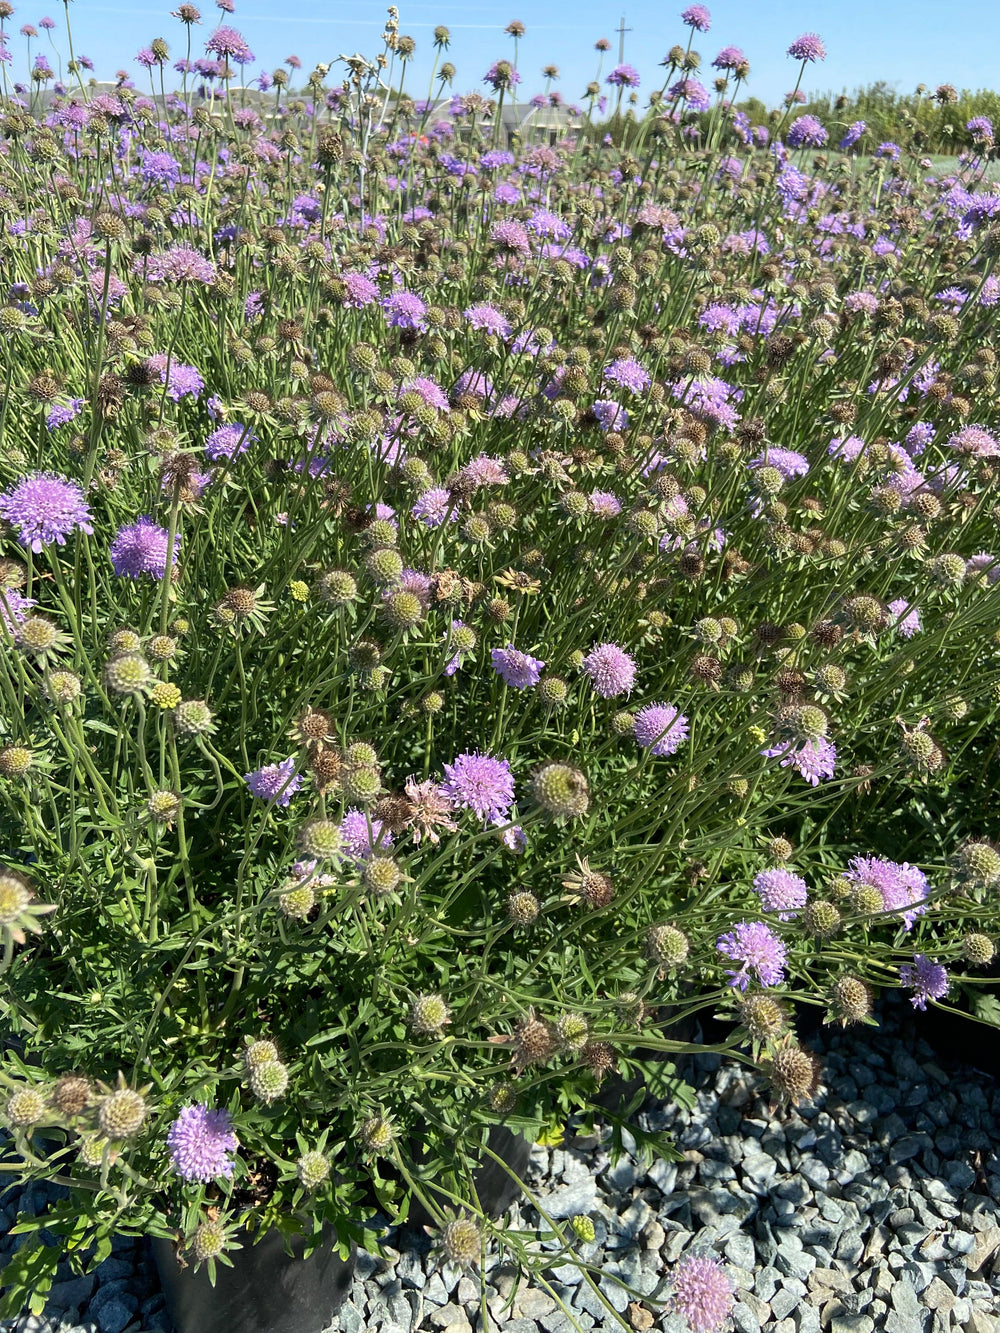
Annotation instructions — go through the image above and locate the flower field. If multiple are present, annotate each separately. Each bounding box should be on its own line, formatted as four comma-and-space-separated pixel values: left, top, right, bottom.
1, 1, 1000, 1325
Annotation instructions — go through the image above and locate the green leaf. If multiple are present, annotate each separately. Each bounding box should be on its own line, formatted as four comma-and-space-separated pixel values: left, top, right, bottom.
0, 1239, 60, 1318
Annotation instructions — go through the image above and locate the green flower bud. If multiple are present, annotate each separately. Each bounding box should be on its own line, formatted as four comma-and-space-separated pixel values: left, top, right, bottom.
296, 1150, 331, 1189
531, 763, 590, 819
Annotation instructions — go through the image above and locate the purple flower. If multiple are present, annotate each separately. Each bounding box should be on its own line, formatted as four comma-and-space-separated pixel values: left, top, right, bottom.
146, 245, 216, 285
341, 272, 379, 309
383, 291, 427, 331
606, 63, 640, 88
670, 1253, 734, 1333
491, 645, 545, 689
749, 448, 809, 480
205, 24, 254, 63
845, 856, 928, 929
483, 61, 521, 92
717, 920, 787, 991
244, 757, 302, 807
167, 1104, 239, 1182
0, 473, 94, 553
603, 357, 650, 393
712, 46, 746, 71
147, 355, 204, 402
900, 954, 949, 1011
464, 303, 511, 337
412, 488, 457, 528
490, 219, 530, 254
753, 868, 808, 920
634, 703, 689, 757
681, 5, 712, 32
45, 398, 85, 431
0, 588, 35, 632
583, 643, 637, 699
947, 424, 1000, 458
401, 377, 449, 412
763, 739, 836, 786
887, 599, 920, 638
340, 809, 393, 863
786, 32, 826, 62
110, 516, 180, 579
839, 120, 866, 150
206, 422, 254, 460
440, 752, 515, 823
592, 398, 628, 432
589, 490, 622, 519
786, 114, 828, 149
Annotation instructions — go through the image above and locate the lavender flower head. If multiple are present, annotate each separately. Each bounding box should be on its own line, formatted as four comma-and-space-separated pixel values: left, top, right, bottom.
786, 32, 826, 62
753, 868, 808, 920
681, 5, 712, 32
440, 752, 515, 823
340, 809, 393, 863
670, 1253, 734, 1332
0, 473, 94, 553
491, 645, 545, 689
839, 120, 866, 150
110, 517, 180, 579
717, 920, 787, 991
786, 115, 828, 149
634, 703, 689, 757
383, 291, 428, 331
900, 954, 949, 1011
0, 588, 35, 633
244, 757, 302, 807
887, 599, 920, 638
606, 63, 640, 88
763, 739, 836, 786
583, 643, 637, 699
603, 357, 651, 393
167, 1104, 239, 1182
845, 855, 928, 929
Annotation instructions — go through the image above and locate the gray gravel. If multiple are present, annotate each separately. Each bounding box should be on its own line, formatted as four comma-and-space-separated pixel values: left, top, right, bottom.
2, 994, 999, 1333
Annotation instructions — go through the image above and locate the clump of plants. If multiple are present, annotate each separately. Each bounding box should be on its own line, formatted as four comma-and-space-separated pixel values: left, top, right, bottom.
0, 0, 999, 1323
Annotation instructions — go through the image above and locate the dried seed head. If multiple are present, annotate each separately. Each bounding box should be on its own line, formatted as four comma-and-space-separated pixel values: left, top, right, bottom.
97, 1087, 148, 1139
531, 763, 590, 819
51, 1075, 91, 1117
961, 933, 995, 966
762, 1041, 822, 1108
830, 975, 873, 1026
512, 1014, 556, 1069
440, 1215, 481, 1268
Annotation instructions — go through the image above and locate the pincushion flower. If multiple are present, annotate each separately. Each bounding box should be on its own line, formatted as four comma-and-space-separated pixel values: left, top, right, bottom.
670, 1253, 733, 1332
244, 758, 302, 807
167, 1104, 239, 1182
0, 473, 94, 553
753, 868, 808, 920
634, 704, 689, 757
491, 645, 545, 689
717, 920, 787, 990
582, 643, 637, 699
440, 752, 515, 823
900, 954, 949, 1010
109, 517, 180, 579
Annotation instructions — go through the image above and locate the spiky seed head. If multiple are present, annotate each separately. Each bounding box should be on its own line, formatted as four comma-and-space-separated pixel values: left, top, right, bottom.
852, 883, 885, 916
766, 836, 794, 862
930, 552, 966, 588
844, 595, 885, 632
191, 1221, 227, 1263
380, 590, 424, 630
249, 1059, 289, 1103
108, 628, 142, 655
172, 699, 214, 735
487, 1081, 517, 1114
571, 1214, 596, 1243
98, 1087, 148, 1139
149, 681, 182, 710
754, 465, 784, 496
763, 1042, 822, 1107
348, 640, 382, 674
0, 746, 32, 778
365, 548, 404, 588
296, 1150, 331, 1189
147, 634, 177, 662
739, 993, 787, 1042
16, 615, 60, 655
243, 1039, 279, 1070
727, 776, 749, 798
297, 818, 343, 860
317, 569, 358, 606
581, 1040, 617, 1083
954, 840, 1000, 887
828, 874, 852, 901
962, 933, 995, 966
104, 653, 152, 695
536, 676, 569, 709
342, 766, 382, 805
556, 1013, 589, 1052
814, 664, 846, 694
831, 975, 873, 1025
792, 704, 828, 742
6, 1087, 47, 1128
279, 885, 316, 920
611, 709, 635, 736
531, 763, 590, 819
507, 890, 539, 925
409, 993, 452, 1035
294, 707, 335, 745
421, 691, 444, 714
359, 1115, 395, 1155
440, 1215, 481, 1268
647, 923, 690, 969
45, 669, 82, 705
0, 869, 32, 923
362, 856, 402, 897
147, 789, 181, 824
78, 1133, 109, 1167
900, 729, 945, 772
513, 1014, 556, 1068
51, 1075, 91, 1117
803, 899, 842, 938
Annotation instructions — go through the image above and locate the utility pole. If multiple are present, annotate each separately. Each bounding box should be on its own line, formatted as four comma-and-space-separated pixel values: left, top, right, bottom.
616, 15, 632, 64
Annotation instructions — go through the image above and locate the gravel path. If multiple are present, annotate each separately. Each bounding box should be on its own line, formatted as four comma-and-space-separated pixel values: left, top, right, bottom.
2, 993, 998, 1333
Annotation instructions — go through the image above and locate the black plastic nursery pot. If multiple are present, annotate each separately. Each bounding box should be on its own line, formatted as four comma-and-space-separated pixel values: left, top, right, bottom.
151, 1225, 356, 1333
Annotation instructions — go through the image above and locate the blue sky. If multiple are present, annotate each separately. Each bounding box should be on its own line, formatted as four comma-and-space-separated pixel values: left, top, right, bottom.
8, 0, 998, 109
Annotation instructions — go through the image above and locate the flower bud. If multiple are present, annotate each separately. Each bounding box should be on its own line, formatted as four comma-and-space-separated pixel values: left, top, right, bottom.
296, 1150, 331, 1189
409, 993, 451, 1035
531, 763, 590, 819
249, 1059, 289, 1103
